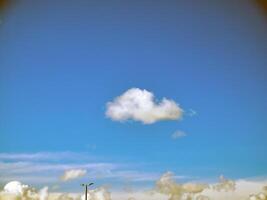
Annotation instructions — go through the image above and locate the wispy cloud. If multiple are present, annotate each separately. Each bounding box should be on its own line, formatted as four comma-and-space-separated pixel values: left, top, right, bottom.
0, 152, 163, 186
0, 161, 117, 174
60, 169, 87, 181
103, 170, 161, 182
171, 130, 187, 139
187, 109, 197, 117
0, 175, 58, 184
106, 88, 183, 124
0, 152, 95, 162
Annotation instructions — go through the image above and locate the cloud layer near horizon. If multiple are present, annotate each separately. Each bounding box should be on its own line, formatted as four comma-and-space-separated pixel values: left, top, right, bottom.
106, 88, 183, 124
1, 172, 267, 200
1, 153, 267, 200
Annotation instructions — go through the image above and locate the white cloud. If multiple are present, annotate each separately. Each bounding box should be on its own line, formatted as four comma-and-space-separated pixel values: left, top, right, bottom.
249, 193, 267, 200
39, 187, 49, 200
212, 175, 235, 192
154, 172, 267, 200
81, 187, 111, 200
60, 169, 87, 181
111, 191, 167, 200
0, 161, 116, 174
106, 88, 183, 124
155, 171, 207, 200
0, 181, 111, 200
103, 170, 160, 182
0, 152, 69, 160
171, 130, 187, 139
0, 152, 95, 162
2, 180, 39, 199
202, 180, 267, 200
3, 181, 30, 195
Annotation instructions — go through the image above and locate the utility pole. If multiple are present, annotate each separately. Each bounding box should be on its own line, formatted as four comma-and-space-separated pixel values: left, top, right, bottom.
81, 183, 94, 200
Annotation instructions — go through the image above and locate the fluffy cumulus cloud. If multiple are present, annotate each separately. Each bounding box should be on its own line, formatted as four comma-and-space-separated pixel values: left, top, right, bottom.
0, 181, 40, 200
106, 88, 183, 124
155, 171, 207, 200
3, 181, 30, 195
248, 185, 267, 200
212, 175, 236, 192
0, 181, 111, 200
201, 181, 267, 200
197, 176, 267, 200
152, 172, 267, 200
60, 169, 87, 181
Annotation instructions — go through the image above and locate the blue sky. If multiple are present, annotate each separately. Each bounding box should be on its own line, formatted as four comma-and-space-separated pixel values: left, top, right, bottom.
0, 0, 267, 191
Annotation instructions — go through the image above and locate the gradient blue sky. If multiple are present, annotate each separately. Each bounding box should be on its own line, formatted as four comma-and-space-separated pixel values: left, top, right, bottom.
0, 0, 267, 190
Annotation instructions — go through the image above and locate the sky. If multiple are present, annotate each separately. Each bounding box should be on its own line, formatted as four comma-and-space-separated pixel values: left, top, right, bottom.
0, 0, 267, 195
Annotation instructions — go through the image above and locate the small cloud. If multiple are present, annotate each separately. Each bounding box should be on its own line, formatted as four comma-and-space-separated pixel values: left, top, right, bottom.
106, 88, 183, 124
171, 130, 187, 139
3, 181, 30, 196
60, 169, 87, 182
187, 109, 197, 117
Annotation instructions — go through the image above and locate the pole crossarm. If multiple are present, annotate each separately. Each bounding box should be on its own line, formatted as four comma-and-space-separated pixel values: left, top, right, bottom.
81, 183, 94, 200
